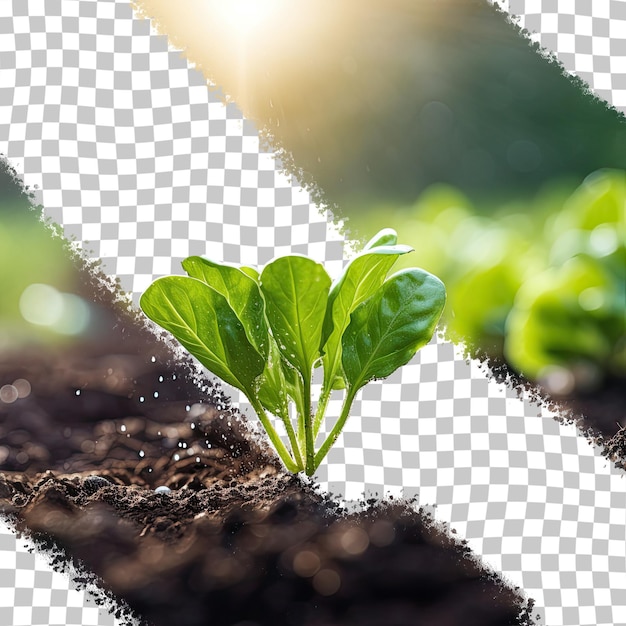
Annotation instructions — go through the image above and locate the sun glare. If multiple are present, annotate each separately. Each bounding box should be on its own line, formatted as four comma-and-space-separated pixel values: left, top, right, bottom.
212, 0, 283, 36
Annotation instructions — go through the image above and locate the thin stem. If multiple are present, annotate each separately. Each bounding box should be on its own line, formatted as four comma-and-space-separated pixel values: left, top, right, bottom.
296, 400, 306, 458
250, 397, 300, 473
313, 385, 359, 474
302, 371, 315, 475
290, 374, 306, 457
280, 405, 304, 471
312, 385, 331, 438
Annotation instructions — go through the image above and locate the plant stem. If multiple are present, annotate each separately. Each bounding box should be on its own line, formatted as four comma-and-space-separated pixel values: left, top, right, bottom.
313, 385, 359, 474
302, 371, 315, 475
280, 408, 304, 471
312, 385, 331, 438
250, 398, 300, 473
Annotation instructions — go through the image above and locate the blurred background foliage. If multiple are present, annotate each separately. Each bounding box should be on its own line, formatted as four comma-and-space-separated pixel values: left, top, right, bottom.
138, 0, 626, 210
348, 169, 625, 397
0, 158, 90, 350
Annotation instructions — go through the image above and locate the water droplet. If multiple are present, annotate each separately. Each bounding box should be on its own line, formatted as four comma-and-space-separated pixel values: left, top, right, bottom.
158, 376, 164, 383
195, 457, 201, 463
151, 356, 156, 363
172, 374, 176, 380
139, 396, 145, 403
173, 453, 180, 461
155, 485, 170, 494
157, 431, 162, 436
185, 405, 190, 412
75, 389, 81, 396
153, 391, 159, 398
139, 450, 145, 458
190, 423, 196, 430
120, 424, 127, 432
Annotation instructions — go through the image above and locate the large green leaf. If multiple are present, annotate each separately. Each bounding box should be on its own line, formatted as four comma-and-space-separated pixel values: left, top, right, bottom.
182, 256, 268, 357
140, 275, 265, 397
342, 268, 446, 392
320, 243, 413, 390
260, 255, 331, 377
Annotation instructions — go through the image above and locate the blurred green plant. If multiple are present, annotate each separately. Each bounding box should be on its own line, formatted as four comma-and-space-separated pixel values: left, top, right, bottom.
350, 169, 626, 395
0, 209, 85, 348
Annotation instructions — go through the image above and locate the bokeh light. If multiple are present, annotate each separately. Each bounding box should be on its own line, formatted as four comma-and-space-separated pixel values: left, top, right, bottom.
19, 283, 90, 336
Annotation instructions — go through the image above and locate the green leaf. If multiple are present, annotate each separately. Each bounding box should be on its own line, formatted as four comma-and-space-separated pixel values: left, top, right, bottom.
182, 256, 268, 357
240, 266, 260, 281
140, 276, 265, 397
363, 227, 399, 249
320, 243, 413, 390
260, 255, 331, 376
342, 268, 446, 392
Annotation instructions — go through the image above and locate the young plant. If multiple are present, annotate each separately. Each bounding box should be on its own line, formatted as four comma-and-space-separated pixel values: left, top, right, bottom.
140, 229, 446, 476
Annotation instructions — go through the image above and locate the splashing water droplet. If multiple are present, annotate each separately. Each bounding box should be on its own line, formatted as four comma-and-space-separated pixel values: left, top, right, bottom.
139, 396, 145, 403
158, 376, 164, 383
139, 450, 145, 458
153, 391, 159, 398
75, 389, 81, 396
120, 424, 127, 432
173, 453, 180, 461
151, 356, 156, 363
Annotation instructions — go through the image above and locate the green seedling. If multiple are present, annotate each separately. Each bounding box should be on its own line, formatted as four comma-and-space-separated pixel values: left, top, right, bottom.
140, 229, 446, 475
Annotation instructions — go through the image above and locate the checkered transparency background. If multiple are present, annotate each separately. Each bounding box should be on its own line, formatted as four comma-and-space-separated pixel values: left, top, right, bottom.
1, 1, 625, 625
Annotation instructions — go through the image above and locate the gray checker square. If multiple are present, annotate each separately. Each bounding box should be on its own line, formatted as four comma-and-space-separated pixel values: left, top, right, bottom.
1, 1, 626, 626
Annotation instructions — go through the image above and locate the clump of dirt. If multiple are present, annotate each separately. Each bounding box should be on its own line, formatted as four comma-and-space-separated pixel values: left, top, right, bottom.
603, 426, 626, 473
